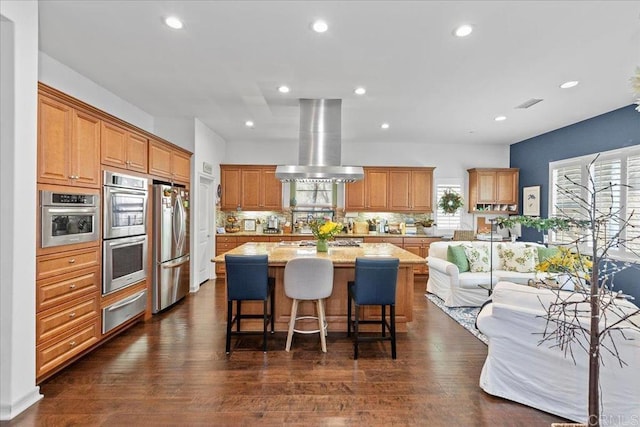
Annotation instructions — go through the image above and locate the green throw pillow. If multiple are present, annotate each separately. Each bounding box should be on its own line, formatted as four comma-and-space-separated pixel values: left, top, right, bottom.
537, 246, 560, 263
447, 245, 470, 273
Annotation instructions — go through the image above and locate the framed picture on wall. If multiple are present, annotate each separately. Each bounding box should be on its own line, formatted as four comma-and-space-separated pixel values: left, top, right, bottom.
523, 185, 541, 216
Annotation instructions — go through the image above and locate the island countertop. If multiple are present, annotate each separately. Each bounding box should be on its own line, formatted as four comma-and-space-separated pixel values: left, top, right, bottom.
212, 242, 425, 332
212, 242, 426, 266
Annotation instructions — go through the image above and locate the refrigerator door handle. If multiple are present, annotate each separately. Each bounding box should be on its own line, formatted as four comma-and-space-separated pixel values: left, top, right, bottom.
173, 193, 186, 251
161, 255, 190, 269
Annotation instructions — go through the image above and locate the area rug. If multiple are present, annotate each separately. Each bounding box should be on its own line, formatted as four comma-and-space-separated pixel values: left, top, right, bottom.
425, 293, 488, 345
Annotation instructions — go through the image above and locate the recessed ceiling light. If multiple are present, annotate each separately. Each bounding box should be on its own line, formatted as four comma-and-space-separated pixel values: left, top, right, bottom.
354, 87, 366, 95
381, 123, 390, 129
312, 20, 328, 33
494, 116, 507, 122
165, 16, 183, 30
245, 120, 254, 128
278, 85, 290, 93
453, 24, 473, 37
560, 80, 579, 89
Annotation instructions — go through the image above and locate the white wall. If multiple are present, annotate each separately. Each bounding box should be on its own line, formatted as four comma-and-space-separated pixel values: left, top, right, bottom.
0, 0, 43, 420
153, 117, 196, 153
39, 52, 155, 133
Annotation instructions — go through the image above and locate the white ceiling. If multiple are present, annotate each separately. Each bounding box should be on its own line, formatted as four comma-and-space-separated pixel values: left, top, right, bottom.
38, 1, 640, 148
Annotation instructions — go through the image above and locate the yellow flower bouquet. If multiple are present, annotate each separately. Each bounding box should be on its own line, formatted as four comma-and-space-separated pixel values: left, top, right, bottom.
536, 247, 592, 289
309, 219, 343, 251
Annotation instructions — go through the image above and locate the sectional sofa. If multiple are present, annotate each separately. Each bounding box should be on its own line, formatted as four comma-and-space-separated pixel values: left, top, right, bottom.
426, 240, 545, 307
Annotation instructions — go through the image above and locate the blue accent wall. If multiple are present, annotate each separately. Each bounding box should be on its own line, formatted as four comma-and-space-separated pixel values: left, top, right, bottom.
510, 104, 640, 300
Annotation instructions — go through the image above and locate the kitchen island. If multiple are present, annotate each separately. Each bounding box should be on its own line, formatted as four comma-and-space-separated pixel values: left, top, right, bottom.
212, 242, 426, 332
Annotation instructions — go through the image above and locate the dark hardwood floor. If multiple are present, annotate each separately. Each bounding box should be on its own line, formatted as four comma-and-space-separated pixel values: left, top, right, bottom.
5, 279, 564, 426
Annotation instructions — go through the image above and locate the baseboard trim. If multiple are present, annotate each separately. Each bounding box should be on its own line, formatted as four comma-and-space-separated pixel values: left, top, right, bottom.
0, 386, 43, 421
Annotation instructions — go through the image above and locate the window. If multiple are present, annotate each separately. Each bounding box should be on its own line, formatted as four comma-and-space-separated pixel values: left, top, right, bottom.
435, 183, 462, 230
292, 182, 335, 207
549, 147, 640, 259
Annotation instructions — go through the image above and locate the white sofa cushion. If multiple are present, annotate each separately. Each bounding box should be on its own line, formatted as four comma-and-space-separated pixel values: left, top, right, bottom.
498, 245, 538, 273
462, 244, 491, 272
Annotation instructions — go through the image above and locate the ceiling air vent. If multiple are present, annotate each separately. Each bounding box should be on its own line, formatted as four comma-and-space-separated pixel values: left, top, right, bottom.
515, 98, 544, 109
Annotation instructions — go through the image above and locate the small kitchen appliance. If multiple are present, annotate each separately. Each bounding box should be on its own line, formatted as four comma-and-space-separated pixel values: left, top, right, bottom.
266, 215, 279, 232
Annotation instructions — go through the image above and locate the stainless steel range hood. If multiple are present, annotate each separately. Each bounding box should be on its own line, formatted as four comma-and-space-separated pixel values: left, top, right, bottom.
275, 99, 364, 183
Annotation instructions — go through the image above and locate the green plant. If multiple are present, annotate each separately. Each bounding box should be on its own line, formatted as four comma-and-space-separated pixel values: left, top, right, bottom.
438, 190, 463, 215
309, 219, 343, 240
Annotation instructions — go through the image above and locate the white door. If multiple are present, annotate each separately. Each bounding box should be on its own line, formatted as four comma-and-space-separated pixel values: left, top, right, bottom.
197, 176, 214, 284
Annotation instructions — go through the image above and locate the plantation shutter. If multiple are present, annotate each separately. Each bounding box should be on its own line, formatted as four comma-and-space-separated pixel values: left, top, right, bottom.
627, 154, 640, 253
593, 158, 622, 248
436, 184, 462, 229
551, 163, 583, 244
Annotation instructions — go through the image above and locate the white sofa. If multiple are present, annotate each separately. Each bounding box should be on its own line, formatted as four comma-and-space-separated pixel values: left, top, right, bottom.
426, 240, 543, 307
477, 281, 640, 425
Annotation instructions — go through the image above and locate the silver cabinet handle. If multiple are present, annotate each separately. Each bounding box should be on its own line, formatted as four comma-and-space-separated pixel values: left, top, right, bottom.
69, 341, 77, 347
69, 284, 76, 289
69, 312, 76, 318
107, 292, 146, 311
68, 258, 76, 264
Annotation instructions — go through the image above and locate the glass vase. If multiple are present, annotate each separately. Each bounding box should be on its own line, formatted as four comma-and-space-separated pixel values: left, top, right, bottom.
316, 238, 328, 252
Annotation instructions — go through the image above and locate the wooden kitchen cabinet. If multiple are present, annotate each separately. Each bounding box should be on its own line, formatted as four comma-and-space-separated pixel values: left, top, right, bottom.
35, 245, 101, 382
101, 121, 148, 173
149, 139, 192, 184
467, 168, 519, 214
388, 168, 434, 212
346, 166, 434, 212
215, 235, 238, 276
220, 165, 282, 211
403, 237, 439, 275
38, 94, 101, 188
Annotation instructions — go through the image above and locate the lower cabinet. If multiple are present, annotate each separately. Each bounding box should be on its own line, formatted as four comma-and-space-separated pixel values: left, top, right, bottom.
102, 289, 147, 334
402, 237, 439, 275
215, 235, 238, 276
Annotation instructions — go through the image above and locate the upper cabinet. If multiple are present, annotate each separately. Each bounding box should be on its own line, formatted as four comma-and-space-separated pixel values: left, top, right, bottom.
149, 139, 191, 184
220, 165, 282, 211
467, 168, 519, 214
100, 121, 148, 173
38, 94, 101, 188
346, 166, 434, 212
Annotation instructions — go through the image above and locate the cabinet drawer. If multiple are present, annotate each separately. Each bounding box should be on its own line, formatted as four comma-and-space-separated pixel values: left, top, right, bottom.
216, 242, 237, 254
216, 236, 237, 244
37, 294, 99, 344
37, 266, 100, 312
364, 237, 404, 245
37, 247, 100, 281
102, 290, 146, 334
36, 317, 100, 380
237, 236, 270, 243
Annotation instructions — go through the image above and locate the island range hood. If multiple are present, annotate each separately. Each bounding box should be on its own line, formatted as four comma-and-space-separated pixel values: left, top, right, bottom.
275, 99, 364, 183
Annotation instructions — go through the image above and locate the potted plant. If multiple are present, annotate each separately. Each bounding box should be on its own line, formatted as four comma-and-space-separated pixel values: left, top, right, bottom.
496, 156, 639, 427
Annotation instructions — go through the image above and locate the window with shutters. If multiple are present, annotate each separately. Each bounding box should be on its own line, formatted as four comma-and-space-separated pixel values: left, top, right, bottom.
435, 183, 462, 230
549, 147, 640, 260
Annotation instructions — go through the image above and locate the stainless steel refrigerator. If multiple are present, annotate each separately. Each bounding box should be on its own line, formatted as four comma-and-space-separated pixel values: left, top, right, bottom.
152, 182, 190, 313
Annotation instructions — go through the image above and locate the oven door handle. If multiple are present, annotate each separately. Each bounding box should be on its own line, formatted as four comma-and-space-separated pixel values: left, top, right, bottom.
106, 292, 146, 311
161, 255, 190, 269
105, 187, 147, 197
45, 207, 98, 215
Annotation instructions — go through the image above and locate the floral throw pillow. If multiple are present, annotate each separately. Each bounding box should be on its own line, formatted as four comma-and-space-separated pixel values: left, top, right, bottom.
462, 244, 491, 272
499, 245, 539, 273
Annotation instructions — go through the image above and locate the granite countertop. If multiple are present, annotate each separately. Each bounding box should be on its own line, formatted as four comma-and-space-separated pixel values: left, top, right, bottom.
212, 242, 427, 265
216, 231, 445, 239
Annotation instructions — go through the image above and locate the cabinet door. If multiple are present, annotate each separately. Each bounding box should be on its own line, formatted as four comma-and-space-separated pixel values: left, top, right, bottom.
411, 169, 433, 212
261, 167, 282, 209
402, 242, 425, 274
126, 132, 148, 173
365, 169, 388, 210
172, 150, 191, 183
220, 166, 241, 210
496, 170, 518, 204
241, 168, 262, 209
476, 171, 497, 203
388, 170, 411, 211
101, 122, 128, 169
345, 179, 366, 211
148, 139, 172, 179
70, 110, 101, 188
38, 95, 72, 185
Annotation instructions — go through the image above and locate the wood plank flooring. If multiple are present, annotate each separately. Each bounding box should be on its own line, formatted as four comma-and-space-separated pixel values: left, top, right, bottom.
5, 279, 565, 426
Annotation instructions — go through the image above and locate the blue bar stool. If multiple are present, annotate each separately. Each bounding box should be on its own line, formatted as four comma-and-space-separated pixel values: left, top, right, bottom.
225, 254, 275, 354
284, 257, 334, 353
347, 257, 399, 359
